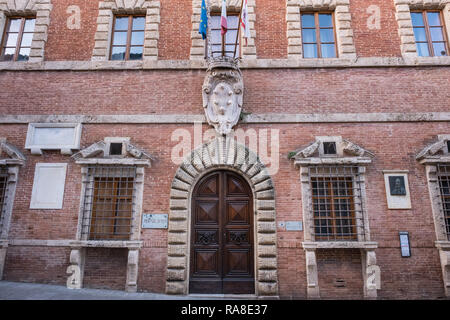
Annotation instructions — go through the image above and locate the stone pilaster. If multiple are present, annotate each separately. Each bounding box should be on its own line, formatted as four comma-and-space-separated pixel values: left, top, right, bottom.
436, 243, 450, 297
0, 240, 7, 280
66, 247, 86, 289
305, 249, 320, 298
126, 248, 139, 292
361, 249, 381, 299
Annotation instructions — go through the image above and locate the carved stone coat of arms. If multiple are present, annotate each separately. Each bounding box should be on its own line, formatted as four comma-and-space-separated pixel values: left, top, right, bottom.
202, 59, 244, 135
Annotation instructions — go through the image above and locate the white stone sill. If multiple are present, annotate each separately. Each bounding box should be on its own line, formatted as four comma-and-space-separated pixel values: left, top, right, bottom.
76, 159, 150, 166
0, 56, 449, 71
295, 157, 372, 166
435, 241, 450, 250
419, 156, 450, 165
0, 159, 25, 166
70, 240, 142, 249
302, 241, 378, 250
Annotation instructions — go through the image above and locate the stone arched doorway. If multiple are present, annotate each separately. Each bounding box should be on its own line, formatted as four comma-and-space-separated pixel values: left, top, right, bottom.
165, 136, 278, 297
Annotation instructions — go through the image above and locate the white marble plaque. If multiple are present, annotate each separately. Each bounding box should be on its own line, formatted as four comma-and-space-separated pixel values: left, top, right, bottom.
142, 214, 168, 229
30, 163, 67, 209
286, 221, 303, 231
383, 171, 411, 209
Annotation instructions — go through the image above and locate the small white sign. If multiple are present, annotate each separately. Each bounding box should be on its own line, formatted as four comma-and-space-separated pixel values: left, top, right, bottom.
286, 221, 303, 231
142, 214, 168, 229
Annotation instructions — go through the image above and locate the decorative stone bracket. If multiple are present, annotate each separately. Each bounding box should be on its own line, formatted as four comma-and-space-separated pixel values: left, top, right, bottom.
436, 242, 450, 297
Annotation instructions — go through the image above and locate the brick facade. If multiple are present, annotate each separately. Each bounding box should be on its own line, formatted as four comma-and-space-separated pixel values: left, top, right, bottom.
0, 0, 449, 299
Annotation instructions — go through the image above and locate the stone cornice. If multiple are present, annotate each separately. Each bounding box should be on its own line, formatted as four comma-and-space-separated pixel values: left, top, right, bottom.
0, 57, 449, 71
0, 112, 450, 124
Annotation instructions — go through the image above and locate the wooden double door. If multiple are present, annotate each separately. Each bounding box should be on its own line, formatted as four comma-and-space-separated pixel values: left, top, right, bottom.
189, 170, 255, 294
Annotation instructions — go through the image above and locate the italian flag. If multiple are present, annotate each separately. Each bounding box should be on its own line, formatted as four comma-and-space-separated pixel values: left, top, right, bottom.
221, 0, 227, 35
241, 0, 250, 45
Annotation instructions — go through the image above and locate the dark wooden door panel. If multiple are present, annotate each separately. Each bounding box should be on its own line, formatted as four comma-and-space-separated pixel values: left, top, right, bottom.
190, 171, 254, 294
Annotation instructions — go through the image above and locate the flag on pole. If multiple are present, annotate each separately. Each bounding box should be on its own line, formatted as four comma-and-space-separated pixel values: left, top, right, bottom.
221, 0, 227, 36
199, 0, 208, 40
241, 0, 250, 45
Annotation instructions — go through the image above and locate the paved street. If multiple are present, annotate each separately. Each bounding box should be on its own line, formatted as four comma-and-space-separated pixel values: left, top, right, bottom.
0, 280, 249, 300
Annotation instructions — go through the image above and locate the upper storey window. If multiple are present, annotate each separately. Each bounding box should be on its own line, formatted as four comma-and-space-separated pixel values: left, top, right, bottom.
301, 12, 337, 58
110, 15, 145, 61
411, 11, 448, 57
1, 17, 36, 62
209, 14, 240, 58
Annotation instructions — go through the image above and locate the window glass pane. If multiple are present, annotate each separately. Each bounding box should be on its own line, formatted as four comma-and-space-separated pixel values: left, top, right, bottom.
2, 47, 15, 60
302, 29, 316, 43
132, 17, 145, 30
20, 33, 33, 47
5, 33, 18, 47
131, 31, 144, 45
319, 14, 333, 27
24, 19, 35, 32
211, 44, 222, 54
430, 27, 444, 41
129, 46, 143, 60
114, 17, 129, 31
113, 31, 127, 45
320, 29, 334, 43
18, 47, 30, 61
225, 45, 238, 57
410, 12, 424, 26
413, 27, 427, 42
211, 16, 220, 28
303, 43, 317, 58
427, 12, 441, 26
416, 42, 430, 56
228, 15, 239, 28
225, 29, 238, 44
111, 46, 126, 60
321, 43, 336, 58
211, 30, 221, 45
433, 42, 447, 56
301, 14, 315, 28
8, 19, 21, 32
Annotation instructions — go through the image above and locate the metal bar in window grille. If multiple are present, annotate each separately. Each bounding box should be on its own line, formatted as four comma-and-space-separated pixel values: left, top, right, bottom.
81, 166, 136, 241
437, 164, 450, 240
309, 165, 366, 242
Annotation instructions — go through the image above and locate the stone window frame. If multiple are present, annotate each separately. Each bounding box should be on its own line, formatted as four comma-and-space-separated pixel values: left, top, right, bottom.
416, 134, 450, 297
92, 0, 160, 61
0, 138, 26, 280
67, 138, 153, 292
190, 0, 257, 60
286, 0, 357, 59
0, 0, 52, 63
290, 136, 380, 299
394, 0, 450, 58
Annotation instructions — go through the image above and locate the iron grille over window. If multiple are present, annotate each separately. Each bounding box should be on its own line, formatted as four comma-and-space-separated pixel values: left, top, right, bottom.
81, 166, 136, 240
309, 165, 366, 241
0, 168, 8, 234
437, 164, 450, 240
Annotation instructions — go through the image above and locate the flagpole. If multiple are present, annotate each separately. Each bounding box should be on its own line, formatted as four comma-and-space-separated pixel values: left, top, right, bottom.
206, 0, 212, 60
233, 0, 245, 59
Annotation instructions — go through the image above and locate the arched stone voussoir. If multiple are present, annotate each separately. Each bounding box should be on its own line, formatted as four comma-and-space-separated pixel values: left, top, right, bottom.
166, 137, 278, 296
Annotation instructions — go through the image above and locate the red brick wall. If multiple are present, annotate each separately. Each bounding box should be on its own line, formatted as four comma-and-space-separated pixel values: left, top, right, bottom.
45, 0, 98, 61
1, 68, 449, 116
1, 121, 448, 298
254, 0, 288, 59
158, 0, 192, 60
349, 0, 402, 57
